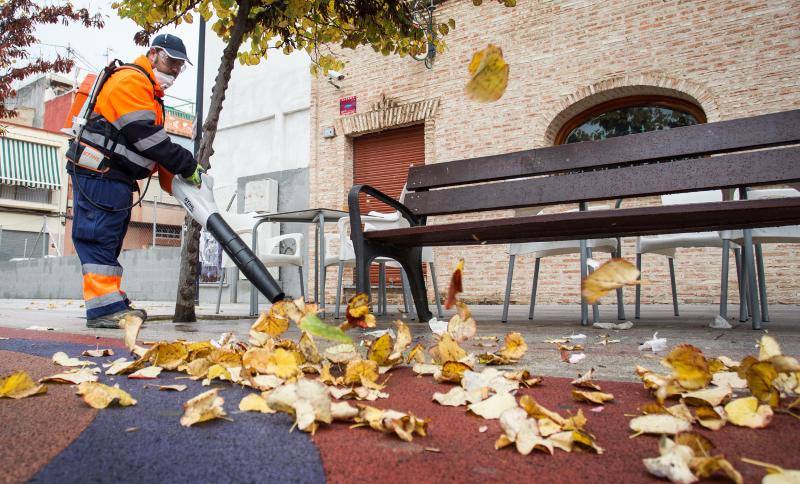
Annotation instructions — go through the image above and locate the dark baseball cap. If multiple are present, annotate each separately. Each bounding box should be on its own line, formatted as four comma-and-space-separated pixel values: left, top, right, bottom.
150, 33, 192, 65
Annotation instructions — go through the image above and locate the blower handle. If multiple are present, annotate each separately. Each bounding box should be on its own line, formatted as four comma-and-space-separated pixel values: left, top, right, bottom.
205, 212, 285, 303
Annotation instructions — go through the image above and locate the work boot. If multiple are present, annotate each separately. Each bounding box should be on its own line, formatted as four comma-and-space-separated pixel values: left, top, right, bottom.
86, 308, 146, 329
126, 306, 147, 320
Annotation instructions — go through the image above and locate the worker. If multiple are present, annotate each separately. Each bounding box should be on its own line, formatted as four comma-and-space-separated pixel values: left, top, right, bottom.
67, 33, 203, 328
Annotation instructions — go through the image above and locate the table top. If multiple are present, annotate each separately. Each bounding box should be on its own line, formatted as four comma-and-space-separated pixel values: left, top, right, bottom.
253, 208, 349, 223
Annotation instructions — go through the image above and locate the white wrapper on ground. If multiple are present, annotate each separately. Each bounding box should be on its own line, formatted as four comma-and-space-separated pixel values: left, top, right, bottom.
639, 332, 668, 353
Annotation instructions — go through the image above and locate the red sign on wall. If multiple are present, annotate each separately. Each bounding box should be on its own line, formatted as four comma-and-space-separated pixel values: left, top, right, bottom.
340, 96, 357, 115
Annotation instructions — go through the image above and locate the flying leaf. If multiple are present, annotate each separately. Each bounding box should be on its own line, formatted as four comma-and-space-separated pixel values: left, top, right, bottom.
120, 314, 143, 352
128, 366, 162, 379
444, 259, 464, 309
0, 371, 47, 399
581, 258, 640, 304
435, 361, 472, 384
465, 44, 509, 103
758, 335, 782, 361
389, 321, 412, 362
691, 456, 743, 484
724, 396, 773, 428
52, 352, 95, 367
711, 371, 747, 389
499, 332, 527, 360
251, 301, 290, 338
39, 368, 98, 385
663, 344, 712, 391
344, 359, 379, 385
181, 389, 226, 426
299, 312, 354, 343
239, 393, 275, 413
431, 333, 467, 364
77, 382, 137, 409
572, 390, 614, 405
345, 293, 376, 329
745, 361, 779, 407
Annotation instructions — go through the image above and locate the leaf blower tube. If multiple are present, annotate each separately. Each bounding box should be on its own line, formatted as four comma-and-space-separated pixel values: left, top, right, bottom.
159, 168, 285, 303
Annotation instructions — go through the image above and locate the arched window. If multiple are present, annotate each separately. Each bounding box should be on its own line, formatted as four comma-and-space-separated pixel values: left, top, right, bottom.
555, 95, 706, 145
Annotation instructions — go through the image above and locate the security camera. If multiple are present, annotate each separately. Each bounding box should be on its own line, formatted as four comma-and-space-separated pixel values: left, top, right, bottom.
327, 70, 345, 81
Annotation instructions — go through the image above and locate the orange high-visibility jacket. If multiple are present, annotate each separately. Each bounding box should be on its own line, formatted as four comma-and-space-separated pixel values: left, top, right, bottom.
76, 55, 196, 184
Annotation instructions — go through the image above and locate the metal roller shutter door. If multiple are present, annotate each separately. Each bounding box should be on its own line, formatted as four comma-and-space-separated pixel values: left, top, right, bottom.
353, 124, 425, 284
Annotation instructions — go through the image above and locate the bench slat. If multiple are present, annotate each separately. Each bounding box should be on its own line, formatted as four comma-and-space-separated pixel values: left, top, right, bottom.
364, 198, 800, 247
406, 109, 800, 190
404, 145, 800, 216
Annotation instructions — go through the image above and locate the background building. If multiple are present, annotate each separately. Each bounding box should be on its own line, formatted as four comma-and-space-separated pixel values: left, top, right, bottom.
308, 0, 800, 309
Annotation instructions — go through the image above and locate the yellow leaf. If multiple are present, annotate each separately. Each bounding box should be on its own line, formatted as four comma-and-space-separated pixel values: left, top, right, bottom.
691, 456, 743, 484
571, 368, 602, 391
0, 371, 47, 399
264, 348, 301, 379
571, 429, 604, 454
345, 293, 376, 329
239, 393, 275, 413
208, 348, 243, 368
181, 389, 226, 426
432, 333, 467, 364
581, 258, 640, 304
367, 333, 394, 366
465, 44, 509, 103
120, 314, 143, 352
674, 431, 716, 455
149, 342, 188, 370
447, 303, 477, 343
356, 404, 429, 442
299, 331, 322, 364
77, 382, 137, 409
571, 389, 614, 404
694, 405, 726, 430
629, 414, 692, 436
82, 348, 114, 357
128, 366, 162, 379
344, 359, 379, 385
389, 320, 412, 361
242, 347, 273, 373
519, 395, 566, 425
39, 368, 98, 385
663, 344, 712, 391
498, 332, 527, 361
436, 360, 472, 383
252, 302, 290, 338
746, 361, 779, 407
724, 396, 773, 428
681, 386, 732, 407
183, 358, 212, 378
758, 334, 782, 361
406, 343, 425, 364
52, 352, 95, 367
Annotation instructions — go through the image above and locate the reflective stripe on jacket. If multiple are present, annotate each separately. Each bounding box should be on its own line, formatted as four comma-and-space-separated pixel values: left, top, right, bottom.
81, 55, 196, 183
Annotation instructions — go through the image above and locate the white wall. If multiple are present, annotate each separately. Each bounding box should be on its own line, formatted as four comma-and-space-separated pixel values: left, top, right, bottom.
202, 31, 311, 206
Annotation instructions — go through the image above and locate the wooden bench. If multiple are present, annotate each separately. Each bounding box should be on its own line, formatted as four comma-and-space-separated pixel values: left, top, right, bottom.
347, 109, 800, 329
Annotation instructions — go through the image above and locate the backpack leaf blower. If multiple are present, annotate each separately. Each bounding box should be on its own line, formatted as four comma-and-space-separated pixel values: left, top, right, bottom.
158, 168, 285, 304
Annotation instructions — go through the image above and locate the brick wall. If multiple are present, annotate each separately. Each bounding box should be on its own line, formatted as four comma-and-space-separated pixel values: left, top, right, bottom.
309, 0, 800, 307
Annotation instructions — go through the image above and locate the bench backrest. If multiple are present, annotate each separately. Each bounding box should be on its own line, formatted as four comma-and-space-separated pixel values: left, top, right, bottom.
402, 109, 800, 217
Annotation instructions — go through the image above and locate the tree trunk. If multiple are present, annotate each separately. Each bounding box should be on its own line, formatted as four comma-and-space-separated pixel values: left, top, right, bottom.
172, 0, 252, 322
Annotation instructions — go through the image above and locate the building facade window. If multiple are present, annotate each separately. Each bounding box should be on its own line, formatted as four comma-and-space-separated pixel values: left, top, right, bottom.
0, 183, 52, 204
555, 95, 705, 145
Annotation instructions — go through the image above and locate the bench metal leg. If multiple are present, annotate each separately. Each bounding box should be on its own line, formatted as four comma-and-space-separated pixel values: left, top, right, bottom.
501, 254, 515, 323
528, 258, 540, 320
755, 244, 769, 322
429, 262, 444, 319
615, 240, 625, 320
668, 257, 679, 317
719, 240, 730, 319
587, 248, 600, 323
742, 229, 762, 329
579, 238, 589, 326
397, 249, 432, 322
734, 248, 748, 322
334, 261, 344, 319
378, 262, 386, 316
401, 269, 416, 320
635, 253, 642, 319
298, 266, 305, 300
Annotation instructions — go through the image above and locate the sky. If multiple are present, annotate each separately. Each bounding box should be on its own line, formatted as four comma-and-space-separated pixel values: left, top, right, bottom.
29, 1, 201, 111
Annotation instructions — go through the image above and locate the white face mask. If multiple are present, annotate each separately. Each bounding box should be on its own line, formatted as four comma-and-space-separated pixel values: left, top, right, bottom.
154, 69, 175, 90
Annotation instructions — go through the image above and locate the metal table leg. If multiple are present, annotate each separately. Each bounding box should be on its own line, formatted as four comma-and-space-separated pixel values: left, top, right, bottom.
318, 212, 326, 316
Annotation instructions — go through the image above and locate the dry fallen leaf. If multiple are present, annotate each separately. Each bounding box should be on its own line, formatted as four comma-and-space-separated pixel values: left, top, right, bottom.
745, 361, 779, 408
741, 458, 800, 484
77, 382, 137, 409
128, 366, 163, 380
643, 436, 698, 484
499, 332, 527, 360
52, 352, 95, 368
431, 334, 467, 364
149, 342, 189, 371
345, 293, 376, 329
572, 389, 614, 405
581, 258, 640, 304
355, 404, 429, 442
432, 386, 470, 407
629, 414, 692, 437
0, 371, 47, 399
444, 258, 464, 309
571, 368, 602, 391
447, 302, 477, 343
663, 344, 712, 391
82, 348, 115, 357
496, 407, 553, 456
267, 379, 333, 433
691, 455, 743, 484
389, 321, 412, 362
39, 368, 99, 385
468, 392, 518, 419
239, 393, 275, 413
158, 384, 187, 392
674, 431, 716, 456
724, 396, 773, 429
681, 386, 732, 407
344, 359, 379, 386
251, 302, 290, 338
465, 44, 509, 103
181, 389, 226, 426
694, 405, 726, 431
367, 333, 394, 366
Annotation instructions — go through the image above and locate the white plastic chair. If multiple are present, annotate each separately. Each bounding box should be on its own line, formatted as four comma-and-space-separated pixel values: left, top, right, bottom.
635, 191, 742, 320
501, 204, 621, 323
215, 211, 305, 314
323, 215, 444, 320
718, 188, 800, 322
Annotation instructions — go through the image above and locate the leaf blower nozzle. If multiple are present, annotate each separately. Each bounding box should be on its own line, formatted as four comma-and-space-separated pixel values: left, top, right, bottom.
160, 168, 285, 303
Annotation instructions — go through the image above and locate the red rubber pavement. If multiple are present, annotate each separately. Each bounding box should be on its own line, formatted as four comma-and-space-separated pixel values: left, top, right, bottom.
312, 369, 800, 484
0, 350, 97, 483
